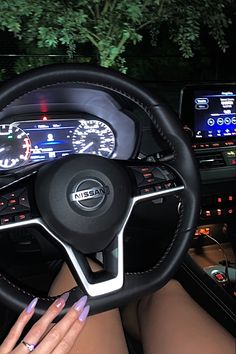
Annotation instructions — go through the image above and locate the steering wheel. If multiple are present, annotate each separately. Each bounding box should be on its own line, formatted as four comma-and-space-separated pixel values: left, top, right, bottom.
0, 64, 200, 319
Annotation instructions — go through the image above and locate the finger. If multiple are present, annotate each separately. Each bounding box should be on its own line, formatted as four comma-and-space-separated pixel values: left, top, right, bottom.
0, 298, 38, 354
16, 292, 69, 352
51, 305, 90, 354
34, 296, 88, 354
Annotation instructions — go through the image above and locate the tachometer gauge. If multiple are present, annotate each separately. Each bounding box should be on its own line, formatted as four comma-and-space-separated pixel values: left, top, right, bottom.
0, 124, 31, 169
72, 120, 116, 158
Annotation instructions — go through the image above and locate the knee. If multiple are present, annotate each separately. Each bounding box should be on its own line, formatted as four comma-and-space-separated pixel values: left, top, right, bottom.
88, 258, 103, 272
139, 279, 183, 310
153, 279, 184, 299
162, 279, 182, 291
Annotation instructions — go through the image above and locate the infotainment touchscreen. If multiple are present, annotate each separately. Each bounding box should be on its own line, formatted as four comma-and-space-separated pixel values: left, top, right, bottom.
180, 84, 236, 141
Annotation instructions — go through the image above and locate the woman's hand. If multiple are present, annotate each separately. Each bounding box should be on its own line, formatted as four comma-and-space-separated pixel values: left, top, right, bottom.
0, 293, 89, 353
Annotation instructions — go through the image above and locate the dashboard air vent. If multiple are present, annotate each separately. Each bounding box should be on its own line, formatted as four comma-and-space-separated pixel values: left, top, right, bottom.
195, 151, 226, 169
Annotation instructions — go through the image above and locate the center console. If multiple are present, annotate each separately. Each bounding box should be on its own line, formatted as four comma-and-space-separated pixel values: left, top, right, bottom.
179, 83, 236, 302
180, 83, 236, 223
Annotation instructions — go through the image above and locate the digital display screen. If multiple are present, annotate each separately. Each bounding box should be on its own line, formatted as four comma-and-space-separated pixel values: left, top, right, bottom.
194, 90, 236, 139
0, 110, 135, 171
18, 120, 77, 161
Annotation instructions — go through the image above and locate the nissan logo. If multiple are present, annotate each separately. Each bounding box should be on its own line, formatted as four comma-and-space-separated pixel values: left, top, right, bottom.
70, 179, 110, 211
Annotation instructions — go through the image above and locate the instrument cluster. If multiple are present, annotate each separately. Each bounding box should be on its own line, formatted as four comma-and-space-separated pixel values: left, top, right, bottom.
0, 117, 117, 170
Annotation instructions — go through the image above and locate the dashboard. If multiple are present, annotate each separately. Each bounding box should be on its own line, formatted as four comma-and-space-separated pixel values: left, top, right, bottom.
0, 82, 235, 229
0, 117, 116, 170
0, 85, 139, 171
0, 79, 235, 291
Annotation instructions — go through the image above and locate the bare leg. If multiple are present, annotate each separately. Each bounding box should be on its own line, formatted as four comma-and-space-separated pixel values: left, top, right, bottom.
137, 280, 235, 354
49, 262, 129, 354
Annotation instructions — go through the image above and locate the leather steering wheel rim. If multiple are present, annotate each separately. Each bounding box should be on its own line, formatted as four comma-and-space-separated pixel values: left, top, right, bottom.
0, 64, 200, 318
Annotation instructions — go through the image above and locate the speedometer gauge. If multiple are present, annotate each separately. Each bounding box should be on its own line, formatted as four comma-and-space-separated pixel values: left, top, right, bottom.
72, 120, 116, 158
0, 125, 31, 169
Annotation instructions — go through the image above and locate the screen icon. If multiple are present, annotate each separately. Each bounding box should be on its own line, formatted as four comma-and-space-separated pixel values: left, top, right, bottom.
47, 133, 54, 141
217, 117, 224, 125
208, 130, 213, 137
224, 128, 231, 136
195, 103, 209, 110
207, 118, 215, 126
224, 117, 231, 125
196, 130, 202, 138
195, 98, 209, 110
195, 98, 209, 104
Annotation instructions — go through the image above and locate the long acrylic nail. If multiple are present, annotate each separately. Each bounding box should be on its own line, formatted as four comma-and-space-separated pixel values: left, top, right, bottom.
73, 295, 88, 312
79, 305, 90, 322
55, 292, 70, 309
26, 298, 38, 314
60, 292, 70, 302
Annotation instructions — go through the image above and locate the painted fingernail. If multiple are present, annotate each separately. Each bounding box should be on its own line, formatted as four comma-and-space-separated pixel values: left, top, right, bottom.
73, 295, 88, 312
26, 297, 38, 314
60, 292, 70, 302
55, 292, 70, 309
79, 305, 90, 322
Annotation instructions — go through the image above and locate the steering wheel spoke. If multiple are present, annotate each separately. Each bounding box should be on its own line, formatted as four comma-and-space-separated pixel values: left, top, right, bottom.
39, 224, 125, 297
126, 163, 185, 204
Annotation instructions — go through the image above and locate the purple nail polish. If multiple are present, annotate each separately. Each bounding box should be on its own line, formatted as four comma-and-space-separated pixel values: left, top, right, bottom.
79, 305, 90, 322
60, 292, 70, 303
55, 292, 70, 309
73, 295, 88, 312
26, 298, 38, 314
